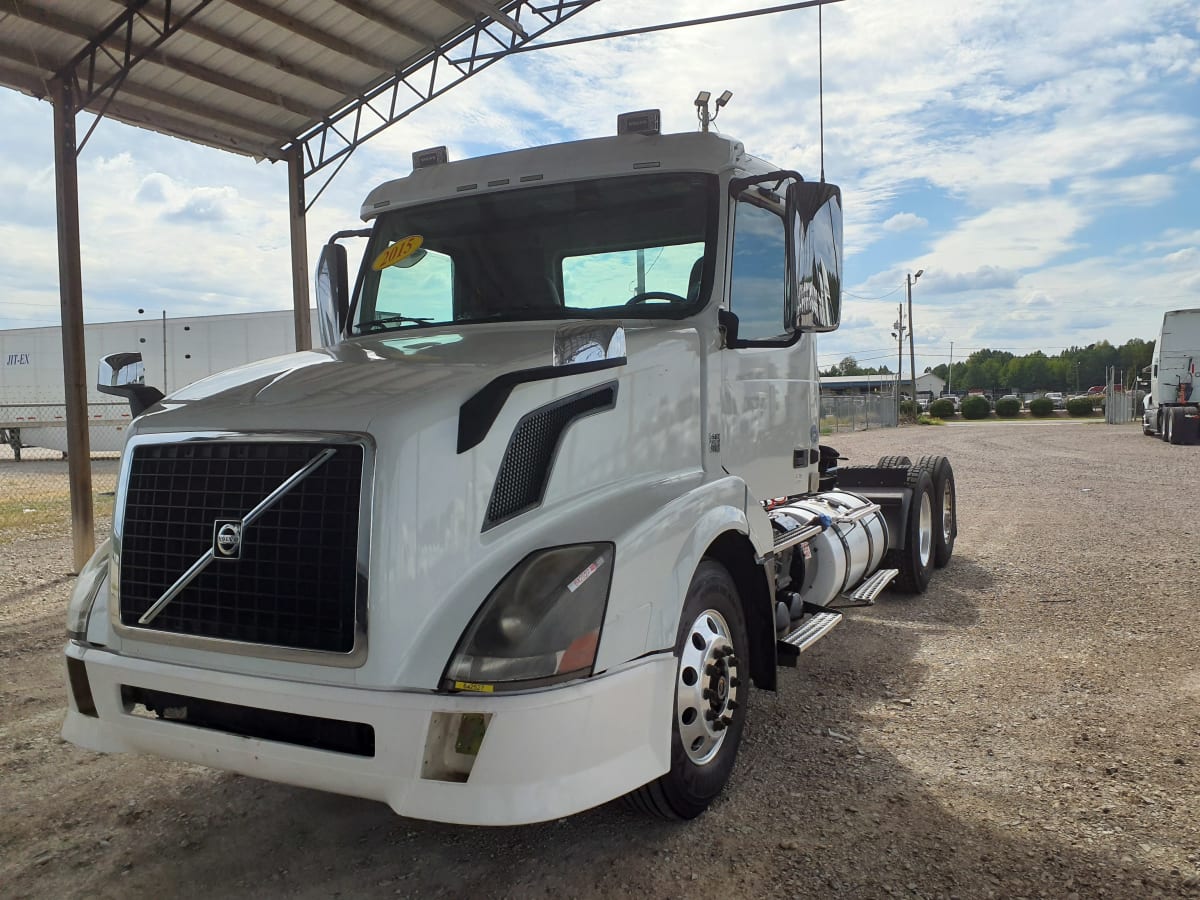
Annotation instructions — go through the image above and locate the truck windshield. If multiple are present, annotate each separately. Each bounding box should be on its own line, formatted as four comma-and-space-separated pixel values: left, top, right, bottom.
352, 173, 716, 335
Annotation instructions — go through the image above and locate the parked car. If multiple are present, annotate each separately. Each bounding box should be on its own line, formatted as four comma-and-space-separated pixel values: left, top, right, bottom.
998, 394, 1023, 408
1044, 391, 1065, 409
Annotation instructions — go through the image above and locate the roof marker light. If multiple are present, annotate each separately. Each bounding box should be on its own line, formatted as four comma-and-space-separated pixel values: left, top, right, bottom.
412, 146, 448, 169
617, 109, 661, 136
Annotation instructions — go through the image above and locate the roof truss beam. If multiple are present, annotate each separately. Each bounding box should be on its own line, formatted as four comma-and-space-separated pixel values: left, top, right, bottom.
292, 0, 600, 179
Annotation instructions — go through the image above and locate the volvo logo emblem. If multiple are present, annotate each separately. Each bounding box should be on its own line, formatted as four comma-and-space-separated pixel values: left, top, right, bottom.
213, 520, 243, 559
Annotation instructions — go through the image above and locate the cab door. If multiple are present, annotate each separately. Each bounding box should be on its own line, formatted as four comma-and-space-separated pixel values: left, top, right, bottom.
719, 178, 842, 501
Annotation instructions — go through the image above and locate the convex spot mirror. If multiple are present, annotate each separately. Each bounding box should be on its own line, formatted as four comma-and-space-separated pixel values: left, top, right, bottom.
786, 182, 843, 333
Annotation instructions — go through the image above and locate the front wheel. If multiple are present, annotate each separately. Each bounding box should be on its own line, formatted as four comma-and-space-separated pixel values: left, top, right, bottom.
626, 560, 748, 820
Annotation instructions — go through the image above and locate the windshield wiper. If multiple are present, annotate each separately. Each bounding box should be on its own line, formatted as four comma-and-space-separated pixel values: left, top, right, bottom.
356, 314, 435, 333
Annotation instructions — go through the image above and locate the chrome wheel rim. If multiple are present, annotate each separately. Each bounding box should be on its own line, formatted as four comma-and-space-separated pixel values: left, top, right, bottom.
918, 492, 933, 567
941, 483, 954, 543
676, 609, 739, 765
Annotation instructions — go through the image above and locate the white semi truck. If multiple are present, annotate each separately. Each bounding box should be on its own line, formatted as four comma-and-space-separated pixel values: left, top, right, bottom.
1142, 308, 1200, 444
62, 112, 958, 825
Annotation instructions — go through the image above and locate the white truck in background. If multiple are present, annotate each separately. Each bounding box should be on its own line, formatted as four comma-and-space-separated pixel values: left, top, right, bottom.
0, 311, 316, 457
63, 110, 959, 825
1142, 308, 1200, 444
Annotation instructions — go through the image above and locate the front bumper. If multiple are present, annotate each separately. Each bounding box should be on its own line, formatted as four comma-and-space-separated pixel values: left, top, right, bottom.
63, 642, 674, 825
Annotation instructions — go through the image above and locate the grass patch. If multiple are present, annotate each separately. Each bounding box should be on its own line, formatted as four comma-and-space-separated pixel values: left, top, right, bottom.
0, 491, 114, 538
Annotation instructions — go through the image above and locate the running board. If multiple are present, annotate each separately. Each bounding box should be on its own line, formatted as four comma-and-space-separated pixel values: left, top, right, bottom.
777, 609, 843, 667
829, 567, 899, 609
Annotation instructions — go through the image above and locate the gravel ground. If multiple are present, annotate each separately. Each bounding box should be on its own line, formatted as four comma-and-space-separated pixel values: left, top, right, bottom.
2, 420, 1198, 899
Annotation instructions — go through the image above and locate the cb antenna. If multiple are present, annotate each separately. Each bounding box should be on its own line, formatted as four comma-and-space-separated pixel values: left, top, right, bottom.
695, 89, 733, 133
819, 1, 825, 182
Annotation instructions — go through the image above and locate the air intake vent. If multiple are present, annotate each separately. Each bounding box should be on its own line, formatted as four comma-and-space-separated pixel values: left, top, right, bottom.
484, 384, 617, 530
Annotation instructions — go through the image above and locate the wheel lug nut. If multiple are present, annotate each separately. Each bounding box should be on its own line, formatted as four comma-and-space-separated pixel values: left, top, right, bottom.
705, 664, 719, 676
727, 700, 739, 710
729, 677, 740, 688
702, 688, 715, 700
704, 709, 717, 721
720, 714, 732, 726
712, 720, 726, 731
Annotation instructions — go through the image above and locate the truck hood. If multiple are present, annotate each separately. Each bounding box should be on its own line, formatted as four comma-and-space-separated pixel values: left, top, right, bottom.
134, 323, 568, 436
115, 319, 706, 690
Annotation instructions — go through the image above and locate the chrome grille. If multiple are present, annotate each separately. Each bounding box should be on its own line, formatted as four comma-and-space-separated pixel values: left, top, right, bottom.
119, 441, 364, 653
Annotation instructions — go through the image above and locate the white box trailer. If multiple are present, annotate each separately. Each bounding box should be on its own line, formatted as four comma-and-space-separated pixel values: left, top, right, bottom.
0, 311, 317, 456
1142, 307, 1200, 444
62, 112, 960, 825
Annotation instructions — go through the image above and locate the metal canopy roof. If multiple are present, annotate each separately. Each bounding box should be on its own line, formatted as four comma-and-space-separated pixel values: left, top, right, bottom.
0, 0, 597, 174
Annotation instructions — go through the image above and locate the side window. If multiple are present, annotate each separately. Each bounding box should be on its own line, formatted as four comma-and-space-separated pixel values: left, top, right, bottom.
373, 249, 454, 322
729, 197, 789, 342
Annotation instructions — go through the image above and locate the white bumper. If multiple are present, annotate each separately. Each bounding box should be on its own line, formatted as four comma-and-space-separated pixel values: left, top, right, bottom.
63, 643, 674, 825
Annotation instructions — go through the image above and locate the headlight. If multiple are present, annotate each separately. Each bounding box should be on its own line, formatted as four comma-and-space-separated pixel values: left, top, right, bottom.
67, 538, 111, 641
443, 543, 614, 691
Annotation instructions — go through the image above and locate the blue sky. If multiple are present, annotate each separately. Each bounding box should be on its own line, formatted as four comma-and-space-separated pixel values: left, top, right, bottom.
1, 0, 1197, 378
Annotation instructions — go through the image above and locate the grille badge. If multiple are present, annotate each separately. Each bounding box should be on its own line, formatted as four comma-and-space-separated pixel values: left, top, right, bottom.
214, 520, 243, 559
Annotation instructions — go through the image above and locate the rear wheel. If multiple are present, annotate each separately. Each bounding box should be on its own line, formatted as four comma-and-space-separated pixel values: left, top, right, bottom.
877, 454, 913, 468
626, 560, 749, 819
1168, 407, 1184, 445
884, 468, 936, 594
916, 455, 956, 568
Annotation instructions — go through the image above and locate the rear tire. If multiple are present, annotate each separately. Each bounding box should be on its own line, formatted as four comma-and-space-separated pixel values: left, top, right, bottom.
877, 455, 913, 468
916, 455, 956, 568
1168, 407, 1184, 445
626, 560, 749, 819
884, 467, 936, 594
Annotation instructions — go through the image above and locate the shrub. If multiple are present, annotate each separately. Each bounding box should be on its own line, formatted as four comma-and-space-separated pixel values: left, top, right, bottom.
929, 398, 957, 418
1066, 396, 1095, 416
1028, 396, 1055, 417
995, 397, 1022, 417
899, 399, 919, 421
961, 395, 991, 419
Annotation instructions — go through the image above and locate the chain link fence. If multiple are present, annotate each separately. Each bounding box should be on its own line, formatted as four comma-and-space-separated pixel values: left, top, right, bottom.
1, 400, 122, 546
820, 393, 898, 433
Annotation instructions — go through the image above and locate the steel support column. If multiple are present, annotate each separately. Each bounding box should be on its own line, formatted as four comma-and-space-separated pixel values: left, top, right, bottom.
51, 76, 94, 573
287, 146, 312, 351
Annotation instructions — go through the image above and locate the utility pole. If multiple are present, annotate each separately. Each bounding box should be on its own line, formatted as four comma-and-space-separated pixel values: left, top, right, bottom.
892, 303, 906, 420
907, 270, 923, 416
948, 340, 954, 396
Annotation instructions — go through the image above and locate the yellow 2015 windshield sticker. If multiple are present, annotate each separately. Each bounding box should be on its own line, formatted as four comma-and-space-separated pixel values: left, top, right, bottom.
372, 235, 424, 270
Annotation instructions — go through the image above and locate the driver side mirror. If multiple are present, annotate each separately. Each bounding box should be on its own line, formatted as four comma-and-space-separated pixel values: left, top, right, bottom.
315, 242, 349, 349
97, 352, 163, 417
786, 182, 842, 333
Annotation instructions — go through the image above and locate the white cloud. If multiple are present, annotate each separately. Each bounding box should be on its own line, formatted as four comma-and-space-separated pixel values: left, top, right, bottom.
882, 212, 927, 233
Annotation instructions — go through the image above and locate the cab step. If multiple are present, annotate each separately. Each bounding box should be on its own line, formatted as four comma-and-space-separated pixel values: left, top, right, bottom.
829, 567, 899, 609
777, 608, 843, 666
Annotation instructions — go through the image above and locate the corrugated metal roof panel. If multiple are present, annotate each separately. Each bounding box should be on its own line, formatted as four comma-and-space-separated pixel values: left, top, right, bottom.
0, 0, 590, 161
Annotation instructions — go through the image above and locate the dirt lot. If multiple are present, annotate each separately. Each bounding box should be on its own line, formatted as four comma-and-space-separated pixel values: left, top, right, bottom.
2, 421, 1197, 899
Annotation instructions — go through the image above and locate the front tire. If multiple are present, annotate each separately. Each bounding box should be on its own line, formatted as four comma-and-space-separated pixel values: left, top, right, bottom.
626, 560, 749, 820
